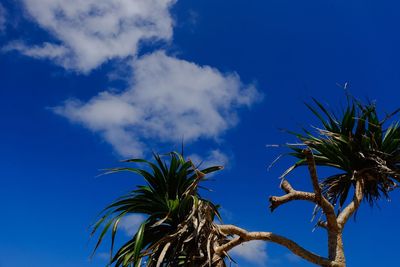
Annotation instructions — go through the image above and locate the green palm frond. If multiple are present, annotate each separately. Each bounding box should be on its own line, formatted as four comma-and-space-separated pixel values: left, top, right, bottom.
92, 151, 227, 267
287, 98, 400, 208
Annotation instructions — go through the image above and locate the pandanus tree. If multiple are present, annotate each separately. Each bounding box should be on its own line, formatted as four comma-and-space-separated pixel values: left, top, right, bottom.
93, 97, 400, 267
92, 152, 229, 266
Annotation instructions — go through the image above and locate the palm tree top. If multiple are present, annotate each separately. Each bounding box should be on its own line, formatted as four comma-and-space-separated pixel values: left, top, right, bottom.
92, 151, 226, 267
287, 97, 400, 208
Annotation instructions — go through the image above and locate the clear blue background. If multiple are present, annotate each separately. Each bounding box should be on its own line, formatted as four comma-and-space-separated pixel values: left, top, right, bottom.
1, 0, 400, 266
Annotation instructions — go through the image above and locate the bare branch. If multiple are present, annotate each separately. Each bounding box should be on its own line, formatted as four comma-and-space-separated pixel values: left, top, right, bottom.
304, 149, 323, 198
303, 149, 339, 231
337, 179, 364, 226
280, 179, 294, 193
216, 224, 338, 267
269, 189, 316, 212
270, 179, 316, 211
269, 179, 335, 229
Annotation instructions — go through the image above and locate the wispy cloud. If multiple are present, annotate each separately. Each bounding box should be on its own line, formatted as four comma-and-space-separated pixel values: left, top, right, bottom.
285, 252, 302, 263
230, 241, 268, 266
189, 149, 230, 169
3, 41, 69, 59
54, 51, 259, 157
119, 214, 146, 236
6, 0, 176, 72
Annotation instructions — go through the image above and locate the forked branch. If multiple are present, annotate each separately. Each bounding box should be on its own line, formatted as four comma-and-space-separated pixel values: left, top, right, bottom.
337, 179, 364, 226
303, 149, 339, 231
269, 149, 339, 231
269, 179, 316, 211
215, 224, 340, 267
217, 150, 363, 266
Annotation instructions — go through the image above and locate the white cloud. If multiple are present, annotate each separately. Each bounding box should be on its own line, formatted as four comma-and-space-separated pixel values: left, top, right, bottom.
189, 149, 229, 169
230, 240, 268, 266
3, 41, 69, 60
54, 51, 260, 157
119, 214, 146, 236
6, 0, 176, 72
9, 1, 261, 157
0, 3, 7, 32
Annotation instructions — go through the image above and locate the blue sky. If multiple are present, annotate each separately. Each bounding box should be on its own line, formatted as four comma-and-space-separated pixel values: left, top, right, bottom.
1, 0, 400, 266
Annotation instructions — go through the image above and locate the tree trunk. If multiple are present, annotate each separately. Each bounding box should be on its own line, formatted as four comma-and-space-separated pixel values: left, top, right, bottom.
327, 231, 345, 267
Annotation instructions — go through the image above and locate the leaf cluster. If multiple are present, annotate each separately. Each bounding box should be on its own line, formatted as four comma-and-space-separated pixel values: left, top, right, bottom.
288, 98, 400, 208
92, 152, 227, 267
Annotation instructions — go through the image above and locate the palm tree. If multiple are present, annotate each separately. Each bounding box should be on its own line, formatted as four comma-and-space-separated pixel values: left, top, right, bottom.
273, 97, 400, 265
287, 97, 400, 209
92, 151, 228, 267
